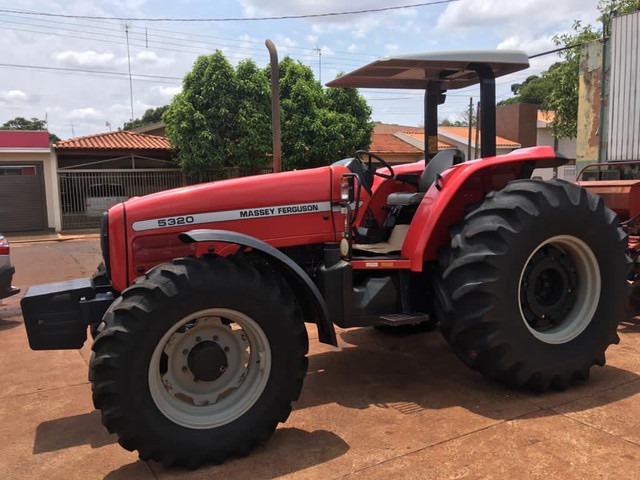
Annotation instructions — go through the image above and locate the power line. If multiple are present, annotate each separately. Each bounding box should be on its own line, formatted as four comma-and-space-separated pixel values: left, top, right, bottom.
0, 62, 182, 80
528, 42, 589, 59
0, 17, 368, 68
0, 10, 378, 59
0, 2, 460, 22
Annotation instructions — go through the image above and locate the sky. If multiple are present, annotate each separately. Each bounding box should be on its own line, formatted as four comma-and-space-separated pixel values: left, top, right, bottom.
0, 0, 602, 139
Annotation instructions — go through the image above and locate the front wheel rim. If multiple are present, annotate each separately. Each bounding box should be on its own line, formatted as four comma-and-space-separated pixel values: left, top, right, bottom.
148, 308, 271, 429
518, 235, 601, 345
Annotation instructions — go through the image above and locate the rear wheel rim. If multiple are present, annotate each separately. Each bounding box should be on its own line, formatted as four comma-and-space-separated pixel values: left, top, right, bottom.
518, 235, 601, 344
148, 308, 271, 429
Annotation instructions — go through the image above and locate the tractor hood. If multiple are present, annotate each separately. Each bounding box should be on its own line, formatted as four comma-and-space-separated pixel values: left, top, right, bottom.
121, 165, 340, 245
106, 165, 343, 291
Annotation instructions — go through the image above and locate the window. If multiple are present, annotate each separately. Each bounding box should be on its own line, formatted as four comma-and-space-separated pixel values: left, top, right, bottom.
0, 165, 36, 176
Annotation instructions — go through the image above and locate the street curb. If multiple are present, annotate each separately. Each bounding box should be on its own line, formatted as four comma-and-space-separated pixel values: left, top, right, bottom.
9, 233, 100, 244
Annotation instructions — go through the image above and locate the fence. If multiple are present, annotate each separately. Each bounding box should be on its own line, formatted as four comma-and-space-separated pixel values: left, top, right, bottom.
59, 167, 272, 230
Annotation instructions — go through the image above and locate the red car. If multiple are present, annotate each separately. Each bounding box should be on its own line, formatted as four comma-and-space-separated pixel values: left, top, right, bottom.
0, 234, 19, 300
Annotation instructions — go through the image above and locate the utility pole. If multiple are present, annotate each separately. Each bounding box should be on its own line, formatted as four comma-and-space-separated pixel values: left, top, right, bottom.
315, 46, 322, 84
474, 101, 481, 159
467, 97, 473, 161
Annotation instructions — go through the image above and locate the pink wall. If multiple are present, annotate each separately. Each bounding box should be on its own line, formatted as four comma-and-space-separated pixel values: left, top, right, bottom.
0, 131, 50, 149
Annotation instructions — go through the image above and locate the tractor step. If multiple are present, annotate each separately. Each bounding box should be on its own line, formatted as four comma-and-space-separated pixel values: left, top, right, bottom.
379, 312, 430, 326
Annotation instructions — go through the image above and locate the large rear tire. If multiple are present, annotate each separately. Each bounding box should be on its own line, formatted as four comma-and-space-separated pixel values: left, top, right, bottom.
435, 179, 629, 391
90, 256, 308, 467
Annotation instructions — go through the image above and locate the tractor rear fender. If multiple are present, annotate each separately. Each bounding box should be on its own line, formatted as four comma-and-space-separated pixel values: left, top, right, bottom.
179, 229, 337, 346
402, 146, 567, 271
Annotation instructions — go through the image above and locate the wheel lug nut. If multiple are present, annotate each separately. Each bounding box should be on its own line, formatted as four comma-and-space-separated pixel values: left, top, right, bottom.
182, 349, 188, 355
213, 335, 219, 341
196, 336, 202, 342
182, 366, 187, 372
224, 346, 230, 352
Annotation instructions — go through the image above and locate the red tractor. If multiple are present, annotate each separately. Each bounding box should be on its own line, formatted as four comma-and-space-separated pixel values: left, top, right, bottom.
21, 51, 629, 467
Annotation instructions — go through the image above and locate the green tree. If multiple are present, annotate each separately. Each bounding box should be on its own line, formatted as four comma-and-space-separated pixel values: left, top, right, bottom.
543, 24, 600, 139
234, 59, 272, 167
123, 106, 168, 130
277, 60, 372, 170
164, 51, 373, 177
498, 75, 554, 107
164, 51, 242, 177
0, 116, 60, 143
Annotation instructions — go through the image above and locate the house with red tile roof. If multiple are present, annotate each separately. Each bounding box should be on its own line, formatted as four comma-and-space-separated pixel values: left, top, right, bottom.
54, 130, 177, 230
0, 130, 58, 232
369, 123, 521, 164
55, 130, 174, 169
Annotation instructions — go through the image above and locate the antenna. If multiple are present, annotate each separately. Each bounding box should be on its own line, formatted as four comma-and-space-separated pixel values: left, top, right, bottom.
314, 45, 322, 84
125, 23, 135, 121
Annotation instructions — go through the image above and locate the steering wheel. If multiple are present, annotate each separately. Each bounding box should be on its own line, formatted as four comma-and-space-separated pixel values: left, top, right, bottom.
355, 150, 395, 180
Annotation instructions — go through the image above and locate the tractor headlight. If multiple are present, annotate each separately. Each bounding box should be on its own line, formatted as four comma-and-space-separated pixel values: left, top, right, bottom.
341, 175, 355, 203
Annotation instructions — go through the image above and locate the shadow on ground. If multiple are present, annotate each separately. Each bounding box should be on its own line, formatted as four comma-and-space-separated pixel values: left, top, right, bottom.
33, 410, 116, 453
294, 326, 640, 419
106, 428, 349, 480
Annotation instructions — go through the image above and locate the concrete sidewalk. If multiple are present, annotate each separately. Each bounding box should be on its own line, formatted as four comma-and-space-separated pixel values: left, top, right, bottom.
1, 239, 640, 479
5, 230, 99, 244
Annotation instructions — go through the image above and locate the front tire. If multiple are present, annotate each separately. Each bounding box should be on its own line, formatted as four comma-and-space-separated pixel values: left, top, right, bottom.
435, 179, 629, 391
90, 256, 308, 467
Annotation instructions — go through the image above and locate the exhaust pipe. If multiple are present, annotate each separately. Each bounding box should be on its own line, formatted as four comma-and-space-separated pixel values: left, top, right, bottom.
265, 39, 282, 172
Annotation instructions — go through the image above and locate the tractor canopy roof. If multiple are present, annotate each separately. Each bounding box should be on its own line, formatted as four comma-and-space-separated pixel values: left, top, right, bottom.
327, 50, 530, 160
326, 50, 529, 90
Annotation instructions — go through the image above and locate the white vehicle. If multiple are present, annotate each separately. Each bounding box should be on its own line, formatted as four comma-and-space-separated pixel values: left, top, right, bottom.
0, 233, 19, 300
85, 184, 127, 217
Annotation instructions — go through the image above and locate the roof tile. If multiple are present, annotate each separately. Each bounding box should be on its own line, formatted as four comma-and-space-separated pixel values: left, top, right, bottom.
436, 126, 521, 147
370, 133, 423, 154
55, 130, 171, 150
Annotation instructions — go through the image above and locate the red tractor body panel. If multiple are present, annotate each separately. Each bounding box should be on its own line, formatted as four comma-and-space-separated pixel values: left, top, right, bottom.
402, 146, 558, 270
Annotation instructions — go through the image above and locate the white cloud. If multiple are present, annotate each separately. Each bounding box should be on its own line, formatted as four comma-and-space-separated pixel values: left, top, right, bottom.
385, 43, 400, 54
240, 0, 395, 18
144, 86, 182, 104
54, 50, 116, 68
0, 90, 28, 103
67, 107, 101, 120
133, 50, 174, 68
437, 0, 598, 33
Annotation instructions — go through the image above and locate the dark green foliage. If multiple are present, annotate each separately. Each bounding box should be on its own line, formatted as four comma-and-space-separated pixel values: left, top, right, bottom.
0, 116, 60, 143
497, 75, 554, 107
123, 106, 168, 131
164, 51, 372, 177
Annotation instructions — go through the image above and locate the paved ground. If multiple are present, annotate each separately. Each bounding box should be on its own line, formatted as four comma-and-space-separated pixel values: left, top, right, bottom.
1, 238, 640, 479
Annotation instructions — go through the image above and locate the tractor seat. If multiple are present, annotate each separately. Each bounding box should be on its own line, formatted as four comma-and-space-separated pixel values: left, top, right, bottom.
387, 149, 465, 206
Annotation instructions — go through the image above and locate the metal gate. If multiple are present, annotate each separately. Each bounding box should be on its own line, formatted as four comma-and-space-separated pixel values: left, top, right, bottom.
58, 167, 272, 231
